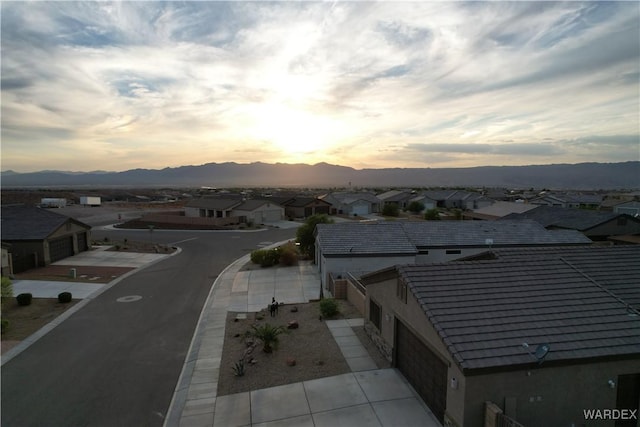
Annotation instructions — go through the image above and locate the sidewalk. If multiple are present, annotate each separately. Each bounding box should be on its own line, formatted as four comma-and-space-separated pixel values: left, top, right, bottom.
164, 254, 441, 427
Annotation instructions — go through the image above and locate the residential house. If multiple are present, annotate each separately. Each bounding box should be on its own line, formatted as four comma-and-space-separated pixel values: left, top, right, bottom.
530, 192, 603, 209
614, 201, 640, 217
423, 190, 494, 210
1, 205, 92, 273
185, 197, 242, 219
502, 205, 640, 241
464, 201, 537, 220
185, 197, 284, 224
319, 192, 381, 216
232, 199, 284, 224
277, 197, 332, 219
407, 193, 437, 211
361, 245, 640, 427
377, 190, 415, 210
314, 220, 591, 288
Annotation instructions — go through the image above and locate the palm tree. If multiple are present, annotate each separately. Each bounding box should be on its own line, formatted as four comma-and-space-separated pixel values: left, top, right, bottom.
250, 323, 288, 353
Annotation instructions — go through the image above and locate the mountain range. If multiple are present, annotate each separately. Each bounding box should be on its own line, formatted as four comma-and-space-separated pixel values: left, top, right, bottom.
1, 161, 638, 190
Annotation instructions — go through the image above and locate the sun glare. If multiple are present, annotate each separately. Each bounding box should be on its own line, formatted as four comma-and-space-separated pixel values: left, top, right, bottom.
249, 103, 338, 156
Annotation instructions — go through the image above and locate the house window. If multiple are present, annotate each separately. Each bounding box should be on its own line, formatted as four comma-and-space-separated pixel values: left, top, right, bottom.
369, 299, 381, 330
418, 249, 429, 255
446, 249, 461, 255
396, 278, 407, 303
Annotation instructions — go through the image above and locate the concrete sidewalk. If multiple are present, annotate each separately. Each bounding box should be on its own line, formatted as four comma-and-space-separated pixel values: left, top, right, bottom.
165, 255, 441, 427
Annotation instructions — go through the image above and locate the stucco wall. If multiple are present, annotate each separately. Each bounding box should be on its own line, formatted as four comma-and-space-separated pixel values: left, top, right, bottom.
465, 358, 640, 427
366, 277, 467, 426
318, 254, 415, 287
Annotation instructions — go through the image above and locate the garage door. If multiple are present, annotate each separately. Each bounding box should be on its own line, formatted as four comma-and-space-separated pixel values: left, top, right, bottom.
263, 209, 282, 222
395, 319, 447, 423
351, 202, 369, 216
49, 236, 74, 263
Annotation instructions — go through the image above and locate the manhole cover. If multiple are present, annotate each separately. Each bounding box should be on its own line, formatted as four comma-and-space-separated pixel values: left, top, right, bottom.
117, 295, 143, 303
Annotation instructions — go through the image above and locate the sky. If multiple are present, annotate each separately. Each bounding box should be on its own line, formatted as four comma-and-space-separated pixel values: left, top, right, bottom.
1, 1, 639, 173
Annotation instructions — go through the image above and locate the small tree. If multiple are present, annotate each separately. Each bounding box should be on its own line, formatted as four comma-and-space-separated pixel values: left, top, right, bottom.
407, 201, 425, 214
382, 204, 399, 217
424, 208, 441, 220
296, 214, 333, 259
249, 323, 288, 353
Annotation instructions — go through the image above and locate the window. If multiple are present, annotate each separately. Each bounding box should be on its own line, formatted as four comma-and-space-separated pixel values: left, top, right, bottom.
396, 278, 407, 303
369, 299, 381, 330
446, 249, 461, 255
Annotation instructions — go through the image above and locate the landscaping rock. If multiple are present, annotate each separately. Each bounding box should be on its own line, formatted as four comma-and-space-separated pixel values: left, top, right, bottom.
286, 357, 296, 366
287, 320, 299, 329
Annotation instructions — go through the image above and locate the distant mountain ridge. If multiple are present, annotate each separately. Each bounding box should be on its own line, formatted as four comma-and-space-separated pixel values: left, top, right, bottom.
1, 161, 638, 189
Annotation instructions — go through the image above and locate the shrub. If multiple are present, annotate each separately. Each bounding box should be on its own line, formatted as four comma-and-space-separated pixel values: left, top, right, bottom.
424, 208, 441, 221
251, 248, 280, 268
407, 201, 425, 214
1, 276, 13, 300
319, 298, 339, 318
279, 242, 298, 266
58, 292, 72, 303
232, 359, 245, 377
16, 293, 33, 306
1, 318, 8, 334
249, 323, 288, 353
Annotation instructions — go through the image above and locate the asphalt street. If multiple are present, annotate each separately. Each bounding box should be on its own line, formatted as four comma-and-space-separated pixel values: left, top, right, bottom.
1, 226, 296, 427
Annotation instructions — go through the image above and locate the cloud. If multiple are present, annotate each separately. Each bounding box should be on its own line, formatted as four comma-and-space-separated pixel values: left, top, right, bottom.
0, 1, 638, 172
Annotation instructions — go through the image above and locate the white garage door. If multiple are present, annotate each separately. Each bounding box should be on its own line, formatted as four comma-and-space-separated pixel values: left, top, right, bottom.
351, 202, 370, 216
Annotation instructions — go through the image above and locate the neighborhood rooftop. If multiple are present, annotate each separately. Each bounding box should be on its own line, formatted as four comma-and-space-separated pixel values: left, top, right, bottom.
363, 254, 640, 373
502, 205, 637, 230
1, 205, 82, 240
315, 220, 591, 256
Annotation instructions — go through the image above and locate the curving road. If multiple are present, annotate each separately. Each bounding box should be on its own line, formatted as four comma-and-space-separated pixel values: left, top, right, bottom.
1, 226, 296, 427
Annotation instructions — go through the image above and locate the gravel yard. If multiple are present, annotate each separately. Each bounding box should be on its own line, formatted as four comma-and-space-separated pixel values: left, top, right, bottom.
217, 299, 390, 396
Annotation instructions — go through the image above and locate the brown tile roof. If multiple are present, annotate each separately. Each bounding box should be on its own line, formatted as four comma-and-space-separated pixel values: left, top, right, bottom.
364, 246, 640, 372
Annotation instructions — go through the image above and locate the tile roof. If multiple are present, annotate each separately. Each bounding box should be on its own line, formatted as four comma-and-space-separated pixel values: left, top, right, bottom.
185, 197, 242, 210
315, 220, 591, 256
315, 222, 417, 256
502, 205, 635, 231
486, 245, 640, 311
387, 255, 640, 372
234, 199, 281, 211
470, 201, 538, 218
321, 192, 381, 205
402, 219, 591, 247
284, 197, 331, 208
1, 205, 89, 240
